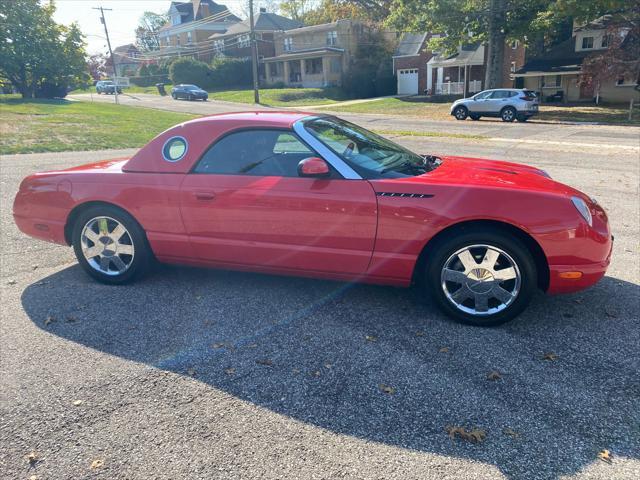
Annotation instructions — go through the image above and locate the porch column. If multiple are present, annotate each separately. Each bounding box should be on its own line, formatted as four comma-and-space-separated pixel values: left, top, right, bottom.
427, 64, 433, 93
283, 61, 290, 86
437, 67, 444, 93
322, 56, 330, 87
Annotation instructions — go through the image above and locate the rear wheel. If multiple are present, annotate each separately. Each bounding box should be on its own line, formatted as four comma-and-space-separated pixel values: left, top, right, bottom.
172, 93, 177, 99
424, 228, 537, 326
501, 107, 517, 122
453, 106, 468, 120
72, 205, 152, 284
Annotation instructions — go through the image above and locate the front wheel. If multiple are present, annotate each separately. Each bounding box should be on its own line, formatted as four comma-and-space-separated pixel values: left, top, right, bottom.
72, 205, 152, 285
424, 228, 537, 326
453, 106, 468, 120
501, 107, 517, 122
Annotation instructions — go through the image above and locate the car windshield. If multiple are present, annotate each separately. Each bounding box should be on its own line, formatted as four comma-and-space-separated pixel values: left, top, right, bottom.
183, 85, 199, 90
102, 81, 114, 85
304, 117, 440, 179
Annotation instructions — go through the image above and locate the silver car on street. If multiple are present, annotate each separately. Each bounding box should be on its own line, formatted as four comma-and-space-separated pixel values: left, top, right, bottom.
450, 88, 539, 122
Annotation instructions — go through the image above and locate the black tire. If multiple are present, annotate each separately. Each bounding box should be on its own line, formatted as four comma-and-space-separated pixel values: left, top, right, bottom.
501, 106, 517, 122
424, 227, 537, 326
188, 94, 194, 101
71, 205, 152, 285
453, 105, 468, 120
172, 93, 177, 99
470, 114, 481, 121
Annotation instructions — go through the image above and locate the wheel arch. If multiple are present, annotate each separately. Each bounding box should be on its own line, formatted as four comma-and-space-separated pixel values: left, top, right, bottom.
412, 219, 550, 291
64, 201, 144, 246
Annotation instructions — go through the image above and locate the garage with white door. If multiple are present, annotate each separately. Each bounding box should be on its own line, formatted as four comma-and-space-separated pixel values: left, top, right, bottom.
397, 69, 419, 95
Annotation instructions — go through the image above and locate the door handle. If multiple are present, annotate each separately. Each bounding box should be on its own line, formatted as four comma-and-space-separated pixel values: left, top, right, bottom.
194, 191, 215, 201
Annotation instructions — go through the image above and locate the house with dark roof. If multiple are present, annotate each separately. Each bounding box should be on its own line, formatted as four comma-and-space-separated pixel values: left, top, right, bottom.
513, 15, 639, 103
106, 44, 142, 77
158, 0, 240, 61
392, 33, 433, 95
393, 33, 525, 96
208, 9, 303, 63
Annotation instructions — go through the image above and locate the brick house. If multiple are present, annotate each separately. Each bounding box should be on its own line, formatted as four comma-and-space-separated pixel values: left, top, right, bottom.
392, 33, 433, 95
157, 0, 240, 61
106, 44, 142, 77
263, 19, 390, 88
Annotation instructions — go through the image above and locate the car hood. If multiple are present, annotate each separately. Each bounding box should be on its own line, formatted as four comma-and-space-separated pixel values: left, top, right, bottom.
374, 155, 581, 197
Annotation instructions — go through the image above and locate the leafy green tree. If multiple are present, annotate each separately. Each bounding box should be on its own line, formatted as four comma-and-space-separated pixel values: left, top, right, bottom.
135, 11, 169, 52
0, 0, 88, 98
169, 57, 212, 88
303, 0, 369, 25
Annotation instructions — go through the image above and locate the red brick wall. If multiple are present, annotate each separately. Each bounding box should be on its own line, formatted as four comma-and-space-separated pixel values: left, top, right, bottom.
393, 36, 434, 94
501, 41, 526, 87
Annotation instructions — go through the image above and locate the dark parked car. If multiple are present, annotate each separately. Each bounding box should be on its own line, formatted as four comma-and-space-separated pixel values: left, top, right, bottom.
95, 81, 122, 95
171, 84, 208, 101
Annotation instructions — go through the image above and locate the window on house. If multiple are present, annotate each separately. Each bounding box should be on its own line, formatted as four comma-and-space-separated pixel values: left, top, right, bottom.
193, 130, 315, 177
305, 58, 323, 75
602, 34, 612, 48
269, 62, 283, 77
186, 31, 192, 44
326, 31, 338, 46
284, 37, 293, 52
511, 40, 519, 50
214, 39, 224, 52
616, 76, 625, 85
175, 35, 180, 46
239, 34, 251, 48
543, 75, 561, 87
582, 36, 594, 49
510, 61, 516, 73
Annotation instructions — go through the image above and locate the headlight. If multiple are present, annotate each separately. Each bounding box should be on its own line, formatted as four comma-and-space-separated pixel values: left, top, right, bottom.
571, 196, 592, 227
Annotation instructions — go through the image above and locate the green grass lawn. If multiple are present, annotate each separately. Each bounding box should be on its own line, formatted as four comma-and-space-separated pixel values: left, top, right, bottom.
0, 96, 196, 154
207, 87, 351, 107
329, 97, 640, 125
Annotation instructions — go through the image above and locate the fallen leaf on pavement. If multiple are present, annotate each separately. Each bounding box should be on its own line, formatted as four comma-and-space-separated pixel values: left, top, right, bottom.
73, 400, 83, 406
542, 352, 559, 361
446, 426, 486, 443
224, 368, 235, 375
439, 347, 449, 353
211, 343, 226, 349
30, 475, 38, 480
247, 343, 258, 349
90, 459, 104, 469
379, 384, 395, 394
503, 428, 520, 438
312, 370, 321, 377
597, 449, 612, 463
195, 295, 203, 300
415, 331, 425, 337
605, 309, 618, 318
365, 335, 377, 342
324, 363, 333, 369
7, 279, 16, 285
44, 316, 55, 326
65, 316, 78, 323
256, 359, 273, 366
187, 368, 196, 376
487, 371, 502, 381
26, 451, 38, 464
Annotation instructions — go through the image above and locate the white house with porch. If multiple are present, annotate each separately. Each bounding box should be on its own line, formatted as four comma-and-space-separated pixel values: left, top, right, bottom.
427, 44, 485, 96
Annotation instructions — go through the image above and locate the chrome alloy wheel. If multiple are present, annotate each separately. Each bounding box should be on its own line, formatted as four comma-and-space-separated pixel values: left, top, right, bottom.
80, 216, 135, 276
441, 244, 521, 316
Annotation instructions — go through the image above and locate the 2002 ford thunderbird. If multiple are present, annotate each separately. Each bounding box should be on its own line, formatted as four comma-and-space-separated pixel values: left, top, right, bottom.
13, 112, 612, 326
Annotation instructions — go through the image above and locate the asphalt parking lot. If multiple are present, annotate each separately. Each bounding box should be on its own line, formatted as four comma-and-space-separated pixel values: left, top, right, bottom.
1, 126, 639, 479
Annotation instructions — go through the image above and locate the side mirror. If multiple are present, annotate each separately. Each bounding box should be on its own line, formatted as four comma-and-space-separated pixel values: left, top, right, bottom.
297, 157, 330, 178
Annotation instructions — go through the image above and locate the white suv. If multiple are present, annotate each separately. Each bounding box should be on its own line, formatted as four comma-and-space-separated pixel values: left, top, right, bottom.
450, 89, 539, 122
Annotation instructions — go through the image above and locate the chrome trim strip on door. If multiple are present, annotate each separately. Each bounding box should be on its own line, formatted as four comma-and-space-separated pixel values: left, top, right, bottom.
293, 117, 362, 180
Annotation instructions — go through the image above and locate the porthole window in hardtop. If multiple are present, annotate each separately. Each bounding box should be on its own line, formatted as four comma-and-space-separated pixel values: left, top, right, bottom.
162, 136, 188, 162
194, 130, 317, 177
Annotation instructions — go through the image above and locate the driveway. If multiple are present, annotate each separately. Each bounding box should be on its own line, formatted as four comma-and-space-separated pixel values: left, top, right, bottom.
1, 135, 639, 479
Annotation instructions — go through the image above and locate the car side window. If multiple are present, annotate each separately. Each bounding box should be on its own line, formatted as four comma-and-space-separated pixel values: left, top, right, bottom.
475, 91, 492, 100
491, 90, 509, 99
193, 129, 315, 177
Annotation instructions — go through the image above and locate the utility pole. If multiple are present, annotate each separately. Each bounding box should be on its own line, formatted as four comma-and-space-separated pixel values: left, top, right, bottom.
248, 0, 260, 104
93, 6, 119, 104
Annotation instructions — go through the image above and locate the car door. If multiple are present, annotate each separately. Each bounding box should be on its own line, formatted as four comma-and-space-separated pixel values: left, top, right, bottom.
467, 91, 493, 113
179, 128, 378, 275
486, 90, 511, 113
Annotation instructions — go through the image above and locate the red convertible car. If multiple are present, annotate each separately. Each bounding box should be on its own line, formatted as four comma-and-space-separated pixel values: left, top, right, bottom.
13, 112, 612, 326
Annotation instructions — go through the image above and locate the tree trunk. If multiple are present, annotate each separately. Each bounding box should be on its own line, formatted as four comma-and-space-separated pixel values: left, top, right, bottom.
484, 0, 506, 89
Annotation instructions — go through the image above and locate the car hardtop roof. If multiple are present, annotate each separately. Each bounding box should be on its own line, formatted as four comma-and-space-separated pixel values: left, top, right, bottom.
182, 111, 317, 128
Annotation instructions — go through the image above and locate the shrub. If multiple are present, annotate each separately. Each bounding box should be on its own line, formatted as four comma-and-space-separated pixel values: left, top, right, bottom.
209, 56, 252, 89
132, 64, 169, 87
343, 30, 395, 98
169, 57, 212, 88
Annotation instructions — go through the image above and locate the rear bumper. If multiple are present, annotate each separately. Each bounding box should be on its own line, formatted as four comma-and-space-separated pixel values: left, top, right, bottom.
13, 213, 67, 245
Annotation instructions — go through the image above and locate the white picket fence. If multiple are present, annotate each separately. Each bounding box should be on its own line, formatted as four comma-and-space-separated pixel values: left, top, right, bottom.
435, 80, 482, 95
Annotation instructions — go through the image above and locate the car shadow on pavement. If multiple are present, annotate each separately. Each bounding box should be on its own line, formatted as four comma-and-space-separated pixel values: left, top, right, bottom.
21, 264, 640, 479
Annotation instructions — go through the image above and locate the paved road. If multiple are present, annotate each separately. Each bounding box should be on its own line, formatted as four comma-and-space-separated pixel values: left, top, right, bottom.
68, 93, 640, 151
1, 127, 639, 479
